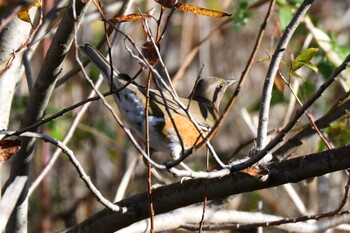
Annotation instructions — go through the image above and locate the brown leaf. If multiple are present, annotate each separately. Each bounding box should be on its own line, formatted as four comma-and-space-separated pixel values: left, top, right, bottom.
0, 139, 22, 162
141, 41, 159, 66
155, 0, 177, 8
17, 0, 41, 23
274, 72, 285, 93
241, 167, 269, 177
112, 12, 152, 23
175, 3, 232, 18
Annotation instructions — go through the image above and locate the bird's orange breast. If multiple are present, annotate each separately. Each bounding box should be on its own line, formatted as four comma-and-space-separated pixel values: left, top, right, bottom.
160, 113, 208, 150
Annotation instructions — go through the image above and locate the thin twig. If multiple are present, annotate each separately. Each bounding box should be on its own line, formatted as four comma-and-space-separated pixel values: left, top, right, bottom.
274, 91, 350, 159
279, 71, 332, 150
28, 77, 104, 196
305, 112, 332, 149
1, 130, 124, 212
203, 0, 277, 148
56, 0, 134, 87
229, 52, 350, 171
145, 71, 155, 233
114, 156, 141, 202
256, 0, 315, 150
2, 0, 44, 74
22, 51, 34, 93
7, 89, 114, 138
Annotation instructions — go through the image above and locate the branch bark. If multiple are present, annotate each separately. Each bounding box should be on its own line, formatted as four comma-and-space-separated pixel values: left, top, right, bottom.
274, 95, 350, 159
65, 145, 350, 233
4, 0, 90, 232
256, 0, 315, 150
121, 207, 350, 233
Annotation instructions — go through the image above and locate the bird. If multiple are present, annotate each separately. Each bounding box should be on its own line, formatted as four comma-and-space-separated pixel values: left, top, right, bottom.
80, 43, 236, 160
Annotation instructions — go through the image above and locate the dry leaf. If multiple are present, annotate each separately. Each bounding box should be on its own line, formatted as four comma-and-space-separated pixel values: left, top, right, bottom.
274, 72, 285, 93
141, 41, 159, 66
155, 0, 177, 8
112, 9, 154, 23
0, 139, 22, 162
17, 0, 41, 23
113, 13, 151, 23
241, 167, 269, 177
175, 3, 231, 18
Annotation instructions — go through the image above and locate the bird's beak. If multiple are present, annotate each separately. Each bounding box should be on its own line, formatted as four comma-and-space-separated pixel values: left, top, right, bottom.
226, 79, 238, 87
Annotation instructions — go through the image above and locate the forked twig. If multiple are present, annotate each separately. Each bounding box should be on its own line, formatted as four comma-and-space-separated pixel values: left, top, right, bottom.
229, 52, 350, 171
1, 130, 124, 212
198, 0, 277, 152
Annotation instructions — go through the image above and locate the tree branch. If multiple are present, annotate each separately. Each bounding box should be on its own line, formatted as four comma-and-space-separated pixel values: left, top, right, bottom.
65, 145, 350, 233
229, 52, 350, 171
4, 0, 90, 232
274, 94, 350, 159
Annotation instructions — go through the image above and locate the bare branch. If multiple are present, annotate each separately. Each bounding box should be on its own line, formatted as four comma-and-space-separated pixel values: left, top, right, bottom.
229, 52, 350, 171
1, 130, 124, 213
28, 77, 104, 196
204, 0, 276, 151
0, 176, 27, 233
4, 0, 90, 231
65, 145, 350, 232
256, 0, 315, 149
274, 92, 350, 159
122, 207, 350, 233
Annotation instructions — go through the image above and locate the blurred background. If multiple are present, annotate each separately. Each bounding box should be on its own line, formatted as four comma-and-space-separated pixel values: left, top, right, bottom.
2, 0, 350, 232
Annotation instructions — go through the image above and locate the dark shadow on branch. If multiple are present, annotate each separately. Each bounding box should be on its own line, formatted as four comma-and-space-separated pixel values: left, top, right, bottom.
65, 145, 350, 233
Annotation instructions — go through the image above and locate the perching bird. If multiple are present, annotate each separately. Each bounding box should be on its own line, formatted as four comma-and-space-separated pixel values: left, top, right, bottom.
80, 43, 236, 160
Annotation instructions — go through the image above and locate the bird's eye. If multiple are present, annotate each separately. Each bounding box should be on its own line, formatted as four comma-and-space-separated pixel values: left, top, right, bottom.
218, 83, 224, 89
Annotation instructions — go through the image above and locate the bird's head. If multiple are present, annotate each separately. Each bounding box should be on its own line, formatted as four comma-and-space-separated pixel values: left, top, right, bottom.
193, 77, 237, 109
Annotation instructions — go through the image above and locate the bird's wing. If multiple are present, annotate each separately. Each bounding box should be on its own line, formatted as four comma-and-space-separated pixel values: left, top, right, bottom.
144, 88, 216, 130
80, 43, 216, 130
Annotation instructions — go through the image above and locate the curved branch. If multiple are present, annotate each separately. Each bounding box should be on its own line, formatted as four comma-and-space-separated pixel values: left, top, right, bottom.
4, 0, 90, 231
1, 130, 123, 213
256, 0, 315, 150
274, 94, 350, 159
65, 145, 350, 233
229, 52, 350, 171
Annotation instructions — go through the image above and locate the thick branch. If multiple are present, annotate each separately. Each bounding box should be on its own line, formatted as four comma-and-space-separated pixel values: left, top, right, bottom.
274, 96, 350, 159
65, 145, 350, 233
229, 51, 350, 171
4, 0, 90, 232
256, 0, 315, 149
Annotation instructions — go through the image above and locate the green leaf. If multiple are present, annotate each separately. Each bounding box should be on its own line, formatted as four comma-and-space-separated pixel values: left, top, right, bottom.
271, 85, 286, 105
327, 122, 350, 147
291, 0, 304, 4
257, 57, 272, 63
278, 6, 293, 30
300, 61, 318, 73
291, 48, 319, 72
333, 43, 350, 61
276, 0, 287, 5
289, 71, 305, 81
233, 0, 250, 30
299, 80, 315, 99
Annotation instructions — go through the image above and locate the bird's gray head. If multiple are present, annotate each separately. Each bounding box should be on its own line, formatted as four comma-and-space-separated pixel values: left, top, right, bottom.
193, 77, 237, 109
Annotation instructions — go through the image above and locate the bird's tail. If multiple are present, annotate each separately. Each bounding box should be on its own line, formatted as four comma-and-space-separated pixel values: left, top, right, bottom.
79, 43, 120, 87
